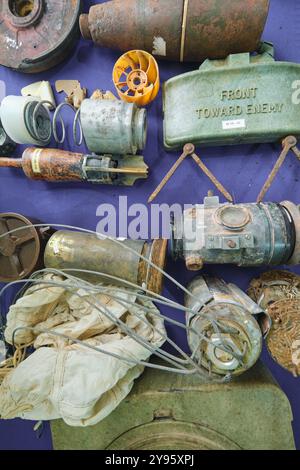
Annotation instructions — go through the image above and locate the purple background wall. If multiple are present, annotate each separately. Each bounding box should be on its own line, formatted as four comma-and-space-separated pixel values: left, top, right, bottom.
0, 0, 300, 450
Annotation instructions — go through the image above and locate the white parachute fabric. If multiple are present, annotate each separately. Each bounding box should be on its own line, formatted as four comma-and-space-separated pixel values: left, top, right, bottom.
0, 274, 165, 426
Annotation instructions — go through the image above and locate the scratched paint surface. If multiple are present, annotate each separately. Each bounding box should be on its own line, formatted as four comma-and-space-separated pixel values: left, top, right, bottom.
0, 0, 300, 450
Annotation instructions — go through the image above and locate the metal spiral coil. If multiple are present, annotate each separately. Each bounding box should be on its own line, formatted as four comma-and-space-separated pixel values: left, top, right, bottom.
52, 102, 83, 146
29, 101, 83, 147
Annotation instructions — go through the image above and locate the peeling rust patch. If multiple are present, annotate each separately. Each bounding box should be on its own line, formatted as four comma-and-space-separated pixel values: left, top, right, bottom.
80, 0, 269, 63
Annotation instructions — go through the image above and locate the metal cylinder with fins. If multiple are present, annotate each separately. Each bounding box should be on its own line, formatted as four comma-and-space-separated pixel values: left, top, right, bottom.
80, 0, 270, 63
44, 231, 168, 295
0, 148, 149, 187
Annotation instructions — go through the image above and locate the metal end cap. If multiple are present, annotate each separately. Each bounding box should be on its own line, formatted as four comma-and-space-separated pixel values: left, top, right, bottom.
79, 14, 92, 40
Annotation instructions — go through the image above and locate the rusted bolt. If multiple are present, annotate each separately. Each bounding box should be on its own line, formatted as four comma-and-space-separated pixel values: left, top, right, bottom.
186, 255, 204, 271
183, 143, 195, 155
227, 240, 237, 249
283, 136, 297, 148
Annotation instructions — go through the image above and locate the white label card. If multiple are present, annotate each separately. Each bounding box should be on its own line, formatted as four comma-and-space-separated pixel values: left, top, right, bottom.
222, 119, 246, 130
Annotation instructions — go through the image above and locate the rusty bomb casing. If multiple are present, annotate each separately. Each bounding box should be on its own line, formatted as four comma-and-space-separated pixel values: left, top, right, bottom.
164, 43, 300, 150
80, 0, 269, 63
44, 231, 168, 295
171, 196, 300, 270
185, 276, 265, 377
0, 148, 149, 187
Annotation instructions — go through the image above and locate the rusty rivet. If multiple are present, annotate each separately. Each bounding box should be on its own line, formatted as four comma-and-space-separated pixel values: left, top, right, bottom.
183, 143, 195, 155
186, 255, 204, 271
227, 240, 237, 249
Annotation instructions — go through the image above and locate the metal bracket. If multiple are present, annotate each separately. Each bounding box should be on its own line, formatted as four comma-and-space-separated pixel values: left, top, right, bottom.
82, 155, 116, 184
82, 154, 149, 186
148, 143, 233, 203
257, 136, 300, 203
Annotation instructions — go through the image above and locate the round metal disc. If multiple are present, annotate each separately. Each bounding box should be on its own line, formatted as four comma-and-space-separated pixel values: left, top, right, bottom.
216, 205, 251, 229
189, 303, 262, 377
0, 0, 81, 73
0, 213, 41, 283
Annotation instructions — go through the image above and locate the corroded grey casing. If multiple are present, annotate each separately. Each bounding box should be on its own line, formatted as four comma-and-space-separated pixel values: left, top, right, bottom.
185, 276, 265, 376
80, 99, 147, 155
163, 43, 300, 150
171, 196, 300, 269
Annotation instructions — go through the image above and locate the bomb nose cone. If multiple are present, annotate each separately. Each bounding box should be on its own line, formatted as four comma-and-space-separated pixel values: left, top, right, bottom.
79, 14, 92, 40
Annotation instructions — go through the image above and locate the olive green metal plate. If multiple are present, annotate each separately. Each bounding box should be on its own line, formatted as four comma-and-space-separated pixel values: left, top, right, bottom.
163, 44, 300, 150
51, 359, 295, 450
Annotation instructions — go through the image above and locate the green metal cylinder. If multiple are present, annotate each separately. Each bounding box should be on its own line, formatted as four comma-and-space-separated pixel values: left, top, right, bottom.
171, 196, 300, 270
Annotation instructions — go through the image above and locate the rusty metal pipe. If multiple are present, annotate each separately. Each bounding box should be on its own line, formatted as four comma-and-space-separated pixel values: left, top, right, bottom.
0, 158, 22, 169
0, 148, 148, 186
80, 0, 270, 63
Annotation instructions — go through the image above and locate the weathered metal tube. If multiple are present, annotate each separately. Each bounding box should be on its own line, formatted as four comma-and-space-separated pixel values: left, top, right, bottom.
0, 148, 148, 186
44, 231, 168, 294
185, 276, 264, 376
80, 0, 270, 63
171, 196, 300, 270
80, 99, 147, 155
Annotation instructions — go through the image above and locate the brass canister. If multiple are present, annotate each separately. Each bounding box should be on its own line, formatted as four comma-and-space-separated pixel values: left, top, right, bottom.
44, 231, 167, 294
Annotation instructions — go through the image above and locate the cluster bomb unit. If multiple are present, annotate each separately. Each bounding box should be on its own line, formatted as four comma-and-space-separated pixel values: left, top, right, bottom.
0, 0, 299, 451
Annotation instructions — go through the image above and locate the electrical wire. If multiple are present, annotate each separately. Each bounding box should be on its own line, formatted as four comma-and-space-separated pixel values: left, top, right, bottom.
0, 224, 248, 382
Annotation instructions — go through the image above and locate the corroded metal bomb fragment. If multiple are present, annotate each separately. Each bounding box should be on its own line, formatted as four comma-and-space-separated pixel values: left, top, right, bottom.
80, 0, 269, 63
